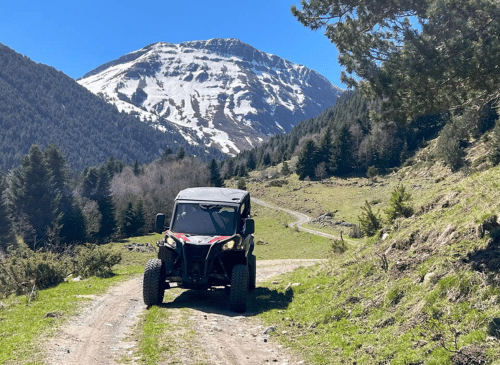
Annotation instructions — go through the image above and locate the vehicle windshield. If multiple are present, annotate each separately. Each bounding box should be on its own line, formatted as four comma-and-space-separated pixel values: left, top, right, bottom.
171, 203, 238, 236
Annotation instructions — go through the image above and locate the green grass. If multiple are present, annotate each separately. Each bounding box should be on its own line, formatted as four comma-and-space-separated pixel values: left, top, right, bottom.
0, 235, 160, 365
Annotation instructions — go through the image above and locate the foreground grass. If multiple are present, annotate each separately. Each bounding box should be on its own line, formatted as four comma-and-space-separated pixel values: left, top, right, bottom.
125, 289, 209, 365
0, 234, 160, 365
258, 254, 500, 364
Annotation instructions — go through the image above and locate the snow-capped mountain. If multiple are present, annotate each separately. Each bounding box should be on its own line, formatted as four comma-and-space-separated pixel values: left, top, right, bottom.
78, 38, 342, 155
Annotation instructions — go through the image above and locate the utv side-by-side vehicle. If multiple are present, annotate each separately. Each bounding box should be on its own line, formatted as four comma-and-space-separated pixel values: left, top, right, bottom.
143, 187, 256, 312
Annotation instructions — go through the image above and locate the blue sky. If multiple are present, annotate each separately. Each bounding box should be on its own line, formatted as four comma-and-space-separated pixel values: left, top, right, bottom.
0, 0, 344, 88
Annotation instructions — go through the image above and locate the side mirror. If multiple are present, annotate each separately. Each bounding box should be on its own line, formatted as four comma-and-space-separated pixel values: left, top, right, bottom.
155, 213, 165, 233
243, 218, 255, 235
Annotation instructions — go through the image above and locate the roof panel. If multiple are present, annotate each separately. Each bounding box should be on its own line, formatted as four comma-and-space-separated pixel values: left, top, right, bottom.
175, 187, 249, 204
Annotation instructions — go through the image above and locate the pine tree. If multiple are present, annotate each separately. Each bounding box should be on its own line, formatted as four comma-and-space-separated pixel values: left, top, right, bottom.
281, 161, 291, 176
237, 177, 247, 190
292, 0, 500, 121
96, 168, 116, 240
8, 145, 61, 248
0, 174, 15, 250
209, 159, 224, 187
295, 140, 319, 180
132, 200, 146, 236
358, 200, 381, 237
385, 185, 414, 223
81, 167, 116, 241
106, 156, 124, 177
44, 144, 85, 244
176, 147, 186, 160
246, 151, 256, 171
223, 159, 235, 179
262, 152, 272, 167
121, 202, 135, 238
332, 124, 355, 176
437, 122, 466, 172
489, 120, 500, 166
318, 126, 333, 173
133, 160, 141, 176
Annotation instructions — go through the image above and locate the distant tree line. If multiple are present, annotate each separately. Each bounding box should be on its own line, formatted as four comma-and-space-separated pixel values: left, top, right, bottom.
223, 91, 448, 179
0, 143, 219, 253
222, 84, 499, 180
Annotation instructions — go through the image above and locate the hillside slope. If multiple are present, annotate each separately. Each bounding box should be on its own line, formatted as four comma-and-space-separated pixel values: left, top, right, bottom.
244, 137, 500, 364
0, 43, 223, 171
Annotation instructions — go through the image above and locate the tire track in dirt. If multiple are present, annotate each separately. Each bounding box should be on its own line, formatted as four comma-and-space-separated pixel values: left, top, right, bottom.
45, 277, 143, 365
158, 259, 324, 365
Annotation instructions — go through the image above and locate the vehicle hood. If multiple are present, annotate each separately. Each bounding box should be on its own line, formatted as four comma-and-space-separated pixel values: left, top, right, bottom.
167, 231, 233, 244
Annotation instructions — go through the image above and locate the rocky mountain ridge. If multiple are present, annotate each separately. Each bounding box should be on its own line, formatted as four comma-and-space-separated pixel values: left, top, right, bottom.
78, 39, 342, 155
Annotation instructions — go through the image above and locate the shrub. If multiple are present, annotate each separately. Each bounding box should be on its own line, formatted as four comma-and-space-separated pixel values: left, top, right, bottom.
366, 166, 379, 179
331, 238, 347, 254
348, 225, 364, 238
266, 179, 288, 187
0, 242, 122, 299
237, 177, 246, 190
0, 243, 69, 298
72, 244, 122, 278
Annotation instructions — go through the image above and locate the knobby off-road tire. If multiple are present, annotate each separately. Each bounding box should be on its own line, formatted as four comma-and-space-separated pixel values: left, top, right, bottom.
143, 259, 164, 306
248, 254, 256, 291
230, 264, 249, 313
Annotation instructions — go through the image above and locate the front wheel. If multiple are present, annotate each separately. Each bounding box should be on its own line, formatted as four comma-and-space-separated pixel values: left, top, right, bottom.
143, 259, 164, 306
230, 264, 249, 313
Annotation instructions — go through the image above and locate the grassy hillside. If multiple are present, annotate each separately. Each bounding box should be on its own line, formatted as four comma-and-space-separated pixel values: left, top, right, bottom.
241, 137, 500, 364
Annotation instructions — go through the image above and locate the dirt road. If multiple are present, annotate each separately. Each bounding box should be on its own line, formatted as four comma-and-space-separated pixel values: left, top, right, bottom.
45, 259, 324, 365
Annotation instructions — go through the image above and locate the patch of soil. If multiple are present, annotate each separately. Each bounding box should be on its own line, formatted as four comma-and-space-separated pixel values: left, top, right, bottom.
451, 345, 488, 365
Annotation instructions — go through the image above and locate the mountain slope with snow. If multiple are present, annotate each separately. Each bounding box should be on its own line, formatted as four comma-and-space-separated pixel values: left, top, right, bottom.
79, 39, 342, 155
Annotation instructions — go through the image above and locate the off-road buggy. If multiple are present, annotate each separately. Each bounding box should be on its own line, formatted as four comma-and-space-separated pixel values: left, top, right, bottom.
143, 187, 256, 312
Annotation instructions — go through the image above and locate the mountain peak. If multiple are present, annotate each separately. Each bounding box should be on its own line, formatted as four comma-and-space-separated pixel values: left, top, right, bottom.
79, 39, 342, 155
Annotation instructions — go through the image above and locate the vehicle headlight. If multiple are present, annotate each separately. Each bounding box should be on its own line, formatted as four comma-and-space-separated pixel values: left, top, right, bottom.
222, 240, 235, 251
166, 236, 177, 249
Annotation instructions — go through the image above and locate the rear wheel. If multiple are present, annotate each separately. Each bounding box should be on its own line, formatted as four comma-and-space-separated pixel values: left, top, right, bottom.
248, 254, 256, 291
143, 259, 164, 306
230, 264, 248, 313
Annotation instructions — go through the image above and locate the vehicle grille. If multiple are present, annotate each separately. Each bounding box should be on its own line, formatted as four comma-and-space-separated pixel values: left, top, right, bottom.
184, 244, 210, 261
